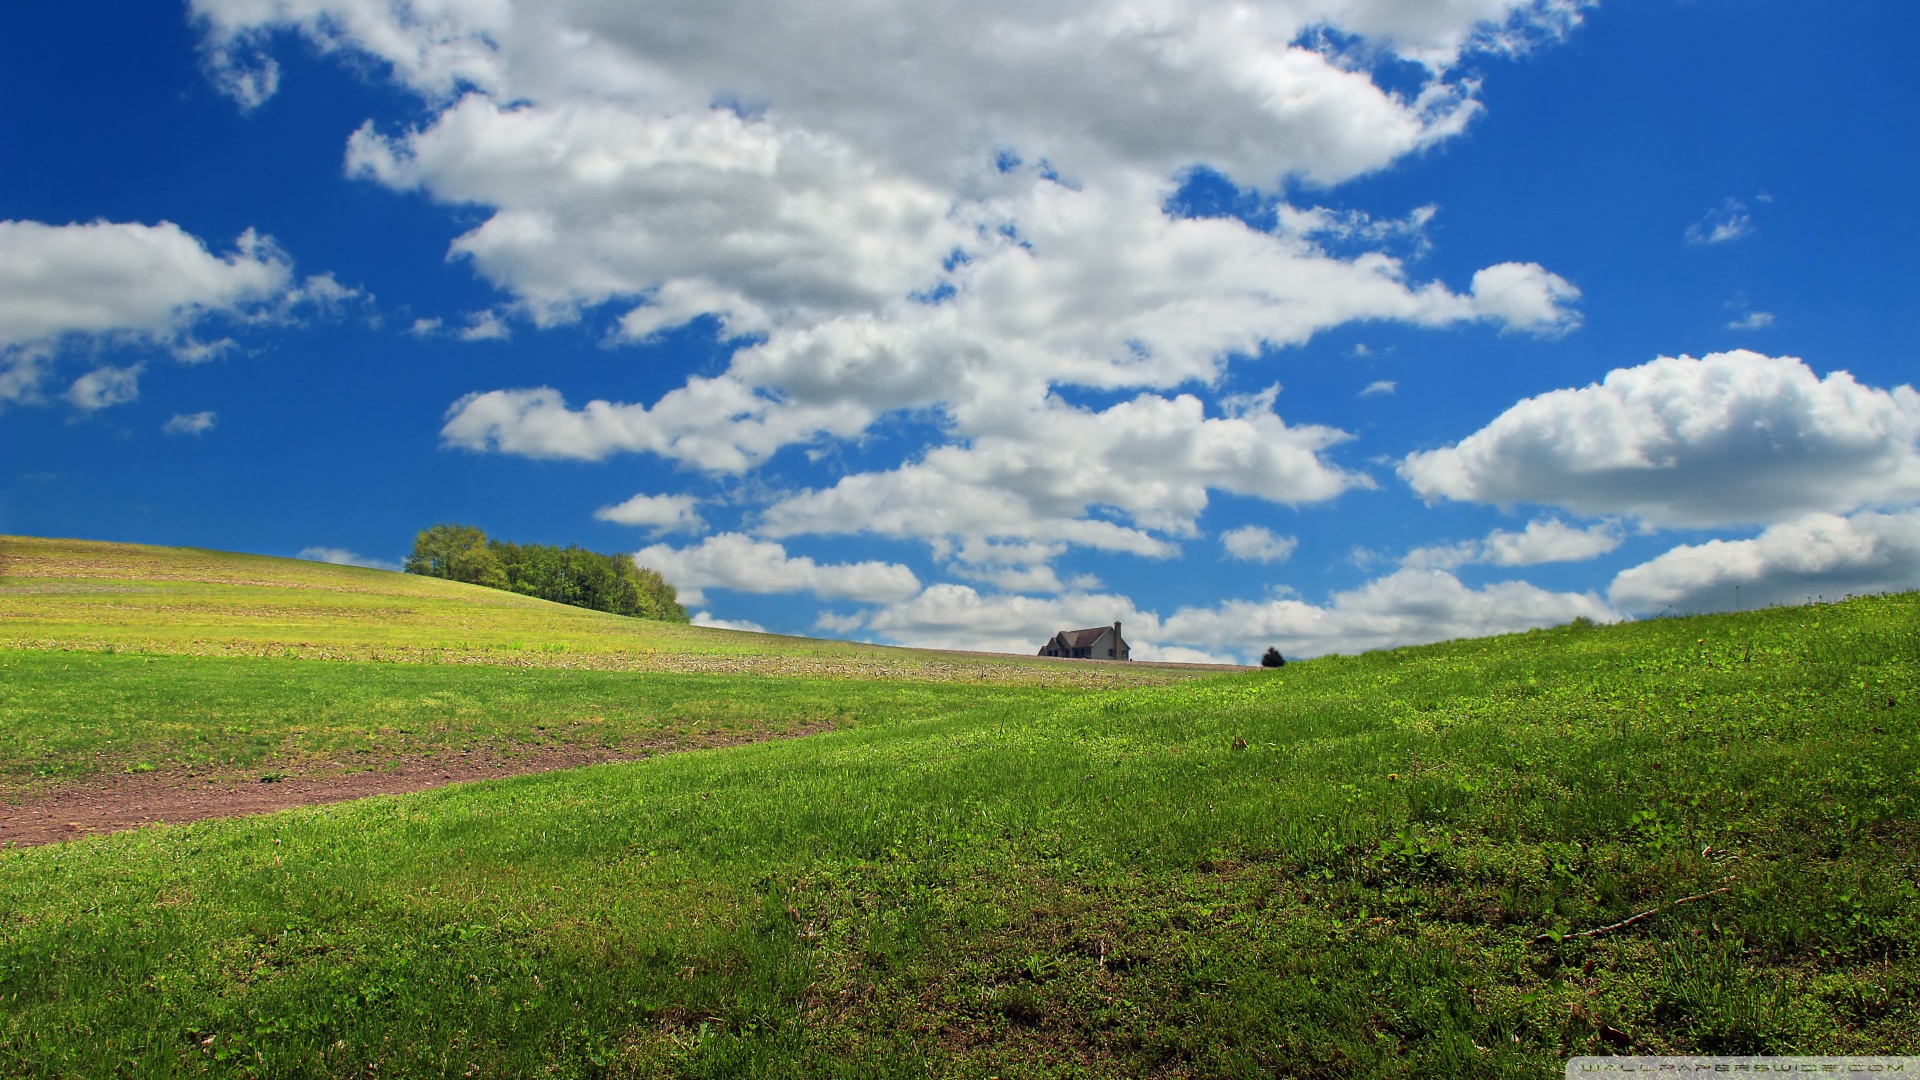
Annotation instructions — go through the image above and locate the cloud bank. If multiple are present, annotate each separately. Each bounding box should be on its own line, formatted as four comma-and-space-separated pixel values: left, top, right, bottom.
1609, 510, 1920, 614
1401, 351, 1920, 528
203, 0, 1585, 577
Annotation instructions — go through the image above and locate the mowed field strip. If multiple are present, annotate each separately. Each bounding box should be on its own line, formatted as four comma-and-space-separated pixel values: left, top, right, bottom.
0, 536, 1915, 1077
0, 537, 1233, 840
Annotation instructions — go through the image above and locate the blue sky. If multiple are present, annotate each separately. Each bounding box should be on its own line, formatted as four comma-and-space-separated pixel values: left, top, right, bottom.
4, 0, 1918, 660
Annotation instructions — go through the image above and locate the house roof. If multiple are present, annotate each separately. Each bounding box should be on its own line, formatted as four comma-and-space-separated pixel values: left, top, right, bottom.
1055, 626, 1116, 648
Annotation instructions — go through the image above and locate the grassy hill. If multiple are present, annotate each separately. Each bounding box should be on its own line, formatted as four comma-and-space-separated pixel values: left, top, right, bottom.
0, 535, 1214, 682
0, 537, 1916, 1077
0, 536, 1223, 793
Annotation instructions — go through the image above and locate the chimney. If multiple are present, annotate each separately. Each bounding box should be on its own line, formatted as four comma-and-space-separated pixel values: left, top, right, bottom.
1113, 620, 1122, 638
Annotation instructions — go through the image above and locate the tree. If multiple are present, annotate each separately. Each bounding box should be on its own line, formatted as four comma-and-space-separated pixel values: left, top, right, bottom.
1260, 647, 1286, 668
409, 526, 689, 623
405, 524, 504, 589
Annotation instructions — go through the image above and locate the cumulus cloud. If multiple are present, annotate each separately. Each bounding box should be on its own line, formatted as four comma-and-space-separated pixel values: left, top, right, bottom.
195, 0, 1583, 186
1221, 525, 1299, 563
842, 564, 1613, 661
634, 533, 920, 606
0, 220, 352, 409
1160, 568, 1617, 659
949, 563, 1083, 595
440, 380, 872, 472
1608, 510, 1920, 615
758, 391, 1365, 560
163, 411, 219, 436
204, 0, 1585, 546
0, 221, 290, 352
343, 98, 966, 331
431, 173, 1582, 473
297, 546, 403, 572
1466, 261, 1582, 335
1402, 517, 1620, 570
814, 611, 866, 635
1400, 351, 1920, 528
593, 492, 705, 535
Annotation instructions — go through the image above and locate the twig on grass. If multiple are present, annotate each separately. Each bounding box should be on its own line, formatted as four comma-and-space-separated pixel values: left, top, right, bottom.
1532, 887, 1730, 945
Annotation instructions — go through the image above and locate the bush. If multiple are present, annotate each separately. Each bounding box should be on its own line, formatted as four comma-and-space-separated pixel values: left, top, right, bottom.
1260, 647, 1286, 668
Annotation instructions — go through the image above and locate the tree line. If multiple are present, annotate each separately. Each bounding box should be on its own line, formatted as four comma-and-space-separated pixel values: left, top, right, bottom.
404, 524, 689, 623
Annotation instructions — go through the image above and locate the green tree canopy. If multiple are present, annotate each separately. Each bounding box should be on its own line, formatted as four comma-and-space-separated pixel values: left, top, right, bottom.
404, 524, 688, 623
405, 524, 504, 589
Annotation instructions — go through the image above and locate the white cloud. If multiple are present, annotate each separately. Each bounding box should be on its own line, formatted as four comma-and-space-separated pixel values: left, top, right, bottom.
0, 220, 353, 409
297, 546, 403, 572
1221, 525, 1299, 563
1402, 516, 1620, 570
814, 611, 866, 635
169, 337, 236, 364
859, 583, 1155, 656
1360, 379, 1397, 396
634, 532, 920, 606
163, 411, 219, 436
66, 365, 144, 413
201, 35, 280, 110
1727, 311, 1774, 331
440, 380, 872, 472
1147, 644, 1243, 665
1608, 509, 1920, 615
845, 563, 1613, 661
343, 98, 967, 331
430, 173, 1582, 475
1400, 351, 1920, 528
407, 317, 443, 337
757, 390, 1366, 560
1161, 567, 1617, 659
200, 0, 1589, 551
593, 491, 705, 535
1686, 197, 1754, 245
950, 563, 1078, 594
1466, 261, 1582, 335
0, 221, 290, 351
691, 611, 769, 633
196, 0, 1582, 186
458, 309, 510, 341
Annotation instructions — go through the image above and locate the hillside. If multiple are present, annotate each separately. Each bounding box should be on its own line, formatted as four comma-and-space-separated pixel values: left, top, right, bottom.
0, 536, 1225, 807
0, 536, 1226, 683
0, 538, 1915, 1077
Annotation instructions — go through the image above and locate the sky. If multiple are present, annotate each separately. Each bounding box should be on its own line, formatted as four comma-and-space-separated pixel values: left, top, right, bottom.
3, 0, 1918, 662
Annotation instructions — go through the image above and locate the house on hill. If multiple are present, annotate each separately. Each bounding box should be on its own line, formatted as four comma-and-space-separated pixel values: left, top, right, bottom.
1038, 621, 1130, 661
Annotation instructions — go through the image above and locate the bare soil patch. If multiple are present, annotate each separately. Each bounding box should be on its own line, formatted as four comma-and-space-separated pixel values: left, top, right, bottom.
0, 724, 830, 848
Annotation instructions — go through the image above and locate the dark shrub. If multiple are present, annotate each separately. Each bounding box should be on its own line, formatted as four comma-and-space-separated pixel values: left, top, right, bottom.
1260, 647, 1285, 668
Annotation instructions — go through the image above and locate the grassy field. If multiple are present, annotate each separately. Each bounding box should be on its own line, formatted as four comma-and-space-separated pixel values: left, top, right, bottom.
0, 535, 1217, 793
0, 536, 1206, 684
0, 537, 1916, 1077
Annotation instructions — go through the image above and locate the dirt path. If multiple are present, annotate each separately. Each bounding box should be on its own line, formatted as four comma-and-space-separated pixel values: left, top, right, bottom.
0, 725, 830, 848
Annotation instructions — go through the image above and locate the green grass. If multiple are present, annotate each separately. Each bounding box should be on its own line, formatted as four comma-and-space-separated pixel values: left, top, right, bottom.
0, 536, 1206, 687
1, 577, 1916, 1077
0, 651, 1069, 791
